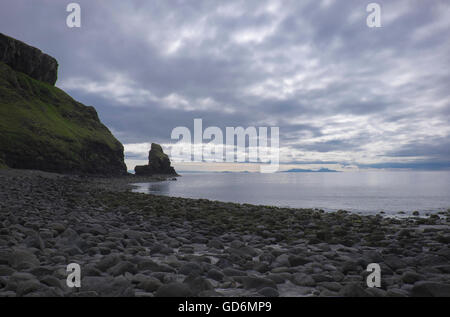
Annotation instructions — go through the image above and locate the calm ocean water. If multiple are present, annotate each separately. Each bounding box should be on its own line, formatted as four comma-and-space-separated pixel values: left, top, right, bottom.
131, 171, 450, 215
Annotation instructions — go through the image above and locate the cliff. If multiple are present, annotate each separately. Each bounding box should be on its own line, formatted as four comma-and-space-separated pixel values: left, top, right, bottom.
0, 34, 127, 175
135, 143, 177, 176
0, 33, 58, 85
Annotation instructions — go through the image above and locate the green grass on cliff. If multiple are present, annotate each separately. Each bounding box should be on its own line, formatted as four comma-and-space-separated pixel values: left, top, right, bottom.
0, 62, 125, 173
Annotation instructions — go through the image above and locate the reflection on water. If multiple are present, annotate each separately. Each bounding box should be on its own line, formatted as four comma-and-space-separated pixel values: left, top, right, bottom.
131, 171, 450, 215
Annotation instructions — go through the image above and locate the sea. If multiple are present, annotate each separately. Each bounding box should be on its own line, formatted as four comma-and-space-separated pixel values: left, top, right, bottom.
131, 171, 450, 216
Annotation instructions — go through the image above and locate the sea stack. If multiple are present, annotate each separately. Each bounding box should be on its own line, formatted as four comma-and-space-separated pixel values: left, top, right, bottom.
134, 143, 177, 176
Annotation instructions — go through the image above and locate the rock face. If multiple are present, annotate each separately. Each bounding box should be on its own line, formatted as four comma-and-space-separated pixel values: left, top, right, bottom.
134, 143, 177, 176
0, 33, 58, 85
0, 34, 127, 175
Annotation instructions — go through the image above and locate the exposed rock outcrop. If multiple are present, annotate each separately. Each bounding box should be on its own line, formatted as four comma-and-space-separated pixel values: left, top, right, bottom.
134, 143, 177, 176
0, 33, 58, 85
0, 34, 127, 175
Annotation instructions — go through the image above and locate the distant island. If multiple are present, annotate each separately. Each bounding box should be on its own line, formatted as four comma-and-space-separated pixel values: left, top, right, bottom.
281, 168, 341, 173
177, 169, 340, 174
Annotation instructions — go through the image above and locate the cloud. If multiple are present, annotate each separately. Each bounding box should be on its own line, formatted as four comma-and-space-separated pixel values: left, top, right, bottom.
1, 0, 449, 170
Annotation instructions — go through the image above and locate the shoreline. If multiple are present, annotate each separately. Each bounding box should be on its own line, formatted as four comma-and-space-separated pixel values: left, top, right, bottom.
0, 169, 449, 297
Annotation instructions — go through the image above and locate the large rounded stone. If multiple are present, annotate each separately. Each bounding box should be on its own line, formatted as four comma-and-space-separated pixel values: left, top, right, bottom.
178, 262, 203, 276
137, 277, 162, 292
411, 282, 450, 297
258, 287, 279, 297
8, 249, 40, 270
154, 283, 193, 297
207, 269, 224, 281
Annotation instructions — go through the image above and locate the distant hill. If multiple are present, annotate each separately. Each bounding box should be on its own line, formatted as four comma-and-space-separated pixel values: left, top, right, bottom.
282, 168, 340, 173
0, 33, 126, 175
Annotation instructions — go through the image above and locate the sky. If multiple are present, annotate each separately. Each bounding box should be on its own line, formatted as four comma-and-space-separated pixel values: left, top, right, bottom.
1, 0, 449, 172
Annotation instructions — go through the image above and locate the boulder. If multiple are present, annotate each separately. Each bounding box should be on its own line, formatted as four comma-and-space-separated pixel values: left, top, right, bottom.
258, 287, 279, 297
154, 282, 193, 297
238, 276, 277, 290
183, 275, 213, 295
8, 249, 40, 270
338, 283, 370, 297
207, 269, 225, 281
178, 262, 203, 276
81, 276, 134, 297
137, 277, 162, 292
411, 282, 450, 297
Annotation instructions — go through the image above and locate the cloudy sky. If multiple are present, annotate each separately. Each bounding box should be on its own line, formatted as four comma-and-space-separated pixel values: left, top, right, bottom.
1, 0, 449, 172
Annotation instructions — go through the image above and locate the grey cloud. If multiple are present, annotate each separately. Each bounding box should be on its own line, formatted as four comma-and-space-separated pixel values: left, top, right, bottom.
1, 0, 449, 169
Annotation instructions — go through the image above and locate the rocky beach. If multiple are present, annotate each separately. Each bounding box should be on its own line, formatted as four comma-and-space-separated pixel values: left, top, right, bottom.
1, 4, 450, 302
0, 169, 449, 297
